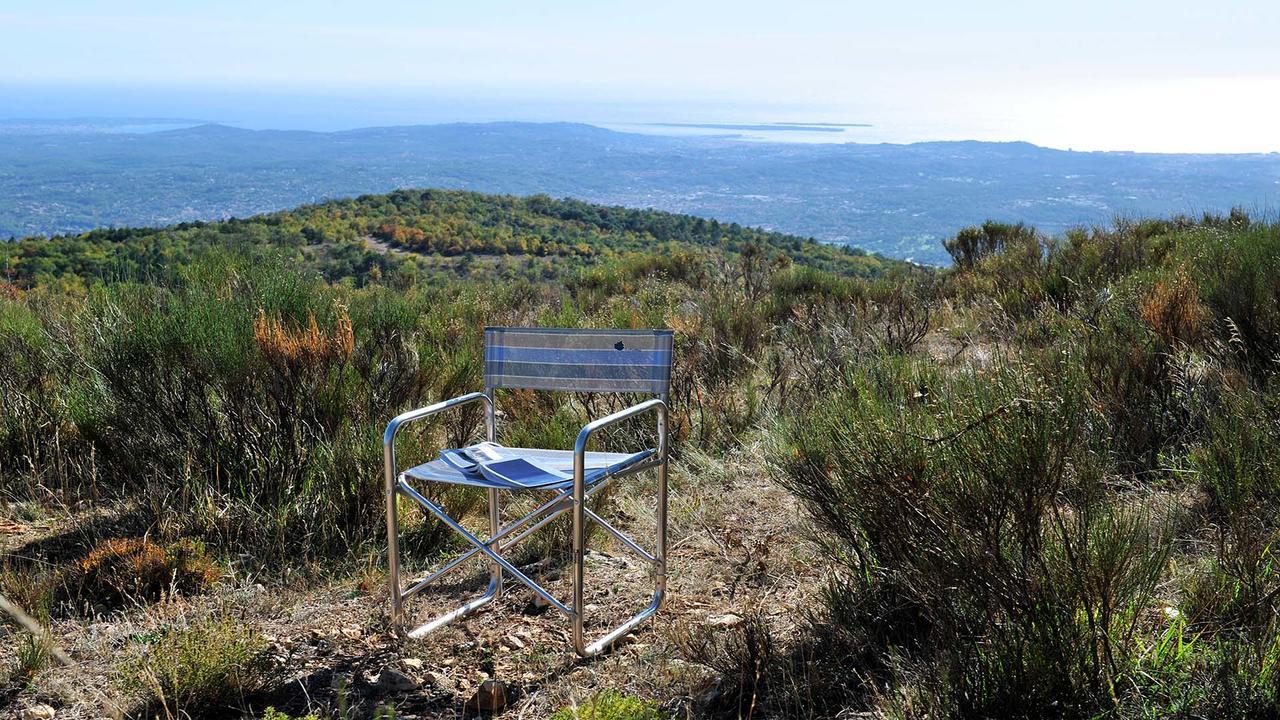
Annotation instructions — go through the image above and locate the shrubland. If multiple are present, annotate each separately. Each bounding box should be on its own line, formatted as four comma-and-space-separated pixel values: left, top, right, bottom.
1, 194, 1277, 719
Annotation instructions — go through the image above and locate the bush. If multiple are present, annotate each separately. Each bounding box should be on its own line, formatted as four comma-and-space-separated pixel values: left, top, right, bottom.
1189, 387, 1280, 709
117, 615, 273, 718
943, 221, 1039, 270
1184, 221, 1280, 376
60, 537, 220, 613
550, 690, 666, 720
771, 356, 1173, 715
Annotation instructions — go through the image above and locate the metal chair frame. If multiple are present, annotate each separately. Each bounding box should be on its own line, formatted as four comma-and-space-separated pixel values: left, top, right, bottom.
384, 329, 670, 657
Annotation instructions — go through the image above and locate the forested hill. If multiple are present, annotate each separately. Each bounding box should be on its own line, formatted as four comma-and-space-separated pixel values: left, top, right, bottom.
0, 189, 897, 287
6, 121, 1278, 264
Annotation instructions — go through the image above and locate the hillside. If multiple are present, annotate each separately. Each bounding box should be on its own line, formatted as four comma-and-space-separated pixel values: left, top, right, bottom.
3, 121, 1278, 263
3, 208, 1280, 719
0, 189, 896, 287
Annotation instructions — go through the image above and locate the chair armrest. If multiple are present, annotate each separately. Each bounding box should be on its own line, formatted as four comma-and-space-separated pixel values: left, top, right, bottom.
573, 398, 668, 480
383, 391, 493, 474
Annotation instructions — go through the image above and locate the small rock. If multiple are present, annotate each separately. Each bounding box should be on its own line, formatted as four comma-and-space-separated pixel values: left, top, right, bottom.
695, 680, 724, 707
427, 670, 453, 691
466, 679, 508, 713
402, 657, 424, 670
378, 666, 420, 692
20, 705, 56, 720
501, 634, 525, 650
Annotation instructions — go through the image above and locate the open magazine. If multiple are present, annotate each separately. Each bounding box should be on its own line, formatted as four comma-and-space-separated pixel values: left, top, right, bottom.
438, 443, 653, 489
477, 457, 577, 489
439, 441, 504, 474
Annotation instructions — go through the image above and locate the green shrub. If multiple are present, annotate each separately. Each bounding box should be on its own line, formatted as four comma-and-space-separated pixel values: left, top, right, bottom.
117, 615, 272, 718
550, 690, 666, 720
771, 355, 1172, 715
943, 221, 1039, 270
1189, 386, 1280, 711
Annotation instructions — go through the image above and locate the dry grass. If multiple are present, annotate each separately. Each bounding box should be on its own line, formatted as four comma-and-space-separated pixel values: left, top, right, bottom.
1139, 267, 1207, 346
253, 303, 355, 371
0, 440, 825, 720
63, 537, 221, 612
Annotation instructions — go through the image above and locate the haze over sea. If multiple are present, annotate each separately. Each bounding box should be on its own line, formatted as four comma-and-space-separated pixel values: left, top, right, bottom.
0, 86, 950, 145
5, 84, 1275, 152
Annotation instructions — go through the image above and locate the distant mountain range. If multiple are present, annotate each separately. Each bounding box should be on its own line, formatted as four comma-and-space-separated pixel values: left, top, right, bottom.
2, 120, 1277, 264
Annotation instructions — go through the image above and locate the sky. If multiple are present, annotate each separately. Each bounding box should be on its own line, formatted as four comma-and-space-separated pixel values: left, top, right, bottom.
1, 0, 1278, 152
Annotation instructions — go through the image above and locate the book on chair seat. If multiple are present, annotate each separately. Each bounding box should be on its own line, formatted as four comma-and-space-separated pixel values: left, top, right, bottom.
439, 442, 504, 476
438, 443, 654, 488
476, 451, 653, 489
477, 457, 577, 489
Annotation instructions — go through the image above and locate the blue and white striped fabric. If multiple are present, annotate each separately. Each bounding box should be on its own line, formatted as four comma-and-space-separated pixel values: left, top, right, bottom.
484, 327, 673, 394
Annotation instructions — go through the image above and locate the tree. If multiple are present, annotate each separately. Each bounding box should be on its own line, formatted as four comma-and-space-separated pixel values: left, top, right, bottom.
943, 220, 1039, 269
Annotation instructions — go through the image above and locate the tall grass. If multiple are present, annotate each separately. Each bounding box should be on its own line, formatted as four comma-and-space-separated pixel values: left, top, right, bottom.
0, 242, 803, 564
771, 356, 1173, 715
758, 215, 1280, 717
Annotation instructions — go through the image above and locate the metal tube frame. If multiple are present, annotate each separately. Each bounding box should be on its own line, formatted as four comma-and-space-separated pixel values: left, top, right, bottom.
385, 391, 668, 657
385, 391, 500, 635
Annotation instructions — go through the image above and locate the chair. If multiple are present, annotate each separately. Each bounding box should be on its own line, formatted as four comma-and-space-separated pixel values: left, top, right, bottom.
384, 327, 672, 657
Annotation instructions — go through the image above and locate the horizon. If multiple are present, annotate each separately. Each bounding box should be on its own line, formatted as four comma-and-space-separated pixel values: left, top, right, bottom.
2, 1, 1279, 154
5, 112, 1280, 157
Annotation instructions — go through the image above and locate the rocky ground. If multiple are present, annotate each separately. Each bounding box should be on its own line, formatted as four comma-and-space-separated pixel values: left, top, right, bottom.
2, 440, 827, 719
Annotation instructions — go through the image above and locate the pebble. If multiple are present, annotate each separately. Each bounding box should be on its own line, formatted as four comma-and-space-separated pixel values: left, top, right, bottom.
466, 679, 508, 712
378, 666, 420, 692
427, 670, 453, 692
707, 612, 745, 627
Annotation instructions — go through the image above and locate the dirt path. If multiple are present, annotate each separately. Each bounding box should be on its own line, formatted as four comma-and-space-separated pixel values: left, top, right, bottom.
362, 235, 405, 257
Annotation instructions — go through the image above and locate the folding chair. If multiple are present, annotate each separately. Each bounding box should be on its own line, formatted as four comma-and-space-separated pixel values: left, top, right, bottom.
384, 327, 672, 657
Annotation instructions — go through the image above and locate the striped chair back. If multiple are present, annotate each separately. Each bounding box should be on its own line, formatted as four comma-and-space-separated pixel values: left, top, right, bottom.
484, 327, 673, 395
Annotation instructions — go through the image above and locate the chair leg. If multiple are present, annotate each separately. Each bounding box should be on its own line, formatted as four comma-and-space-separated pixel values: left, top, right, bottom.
487, 486, 503, 599
387, 483, 503, 639
571, 468, 587, 654
571, 457, 669, 658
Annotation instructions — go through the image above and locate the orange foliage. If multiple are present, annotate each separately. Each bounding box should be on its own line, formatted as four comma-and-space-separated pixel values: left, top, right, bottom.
1139, 268, 1207, 345
253, 302, 354, 371
375, 223, 427, 245
68, 537, 220, 607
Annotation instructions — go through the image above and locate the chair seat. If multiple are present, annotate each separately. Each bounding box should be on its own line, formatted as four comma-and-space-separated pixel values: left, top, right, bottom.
403, 444, 656, 490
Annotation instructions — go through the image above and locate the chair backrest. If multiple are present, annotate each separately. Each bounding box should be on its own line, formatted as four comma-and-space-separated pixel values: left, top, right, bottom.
484, 327, 673, 395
